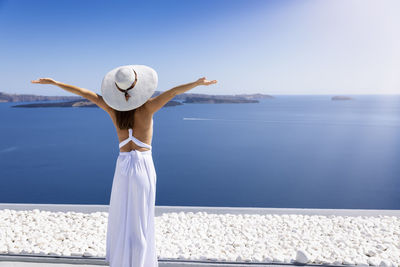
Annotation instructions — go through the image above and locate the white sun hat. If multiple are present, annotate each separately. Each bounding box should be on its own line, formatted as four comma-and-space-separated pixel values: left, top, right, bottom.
101, 64, 158, 111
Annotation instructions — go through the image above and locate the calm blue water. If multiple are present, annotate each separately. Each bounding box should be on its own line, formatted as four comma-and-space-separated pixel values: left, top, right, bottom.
1, 96, 399, 209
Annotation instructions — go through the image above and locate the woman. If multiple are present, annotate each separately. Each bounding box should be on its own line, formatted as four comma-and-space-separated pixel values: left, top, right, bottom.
31, 64, 217, 267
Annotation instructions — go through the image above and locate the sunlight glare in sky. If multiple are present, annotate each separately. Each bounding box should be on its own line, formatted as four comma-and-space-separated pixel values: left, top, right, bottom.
0, 0, 399, 95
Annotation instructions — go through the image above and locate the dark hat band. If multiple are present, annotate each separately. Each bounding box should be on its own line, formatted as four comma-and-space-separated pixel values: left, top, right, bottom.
114, 68, 138, 101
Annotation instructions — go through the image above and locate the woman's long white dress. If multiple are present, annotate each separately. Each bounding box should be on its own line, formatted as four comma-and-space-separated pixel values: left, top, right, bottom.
106, 128, 158, 267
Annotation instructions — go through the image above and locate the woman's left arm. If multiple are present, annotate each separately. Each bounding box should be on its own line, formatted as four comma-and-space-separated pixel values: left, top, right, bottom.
31, 78, 114, 116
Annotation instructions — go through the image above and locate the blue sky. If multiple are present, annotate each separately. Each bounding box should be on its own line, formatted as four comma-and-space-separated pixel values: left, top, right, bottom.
0, 0, 399, 96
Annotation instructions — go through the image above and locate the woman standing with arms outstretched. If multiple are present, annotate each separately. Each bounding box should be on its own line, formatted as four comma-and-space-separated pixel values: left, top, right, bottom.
31, 64, 217, 267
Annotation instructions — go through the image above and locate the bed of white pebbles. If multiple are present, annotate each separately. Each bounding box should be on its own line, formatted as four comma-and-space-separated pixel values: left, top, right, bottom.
0, 209, 399, 266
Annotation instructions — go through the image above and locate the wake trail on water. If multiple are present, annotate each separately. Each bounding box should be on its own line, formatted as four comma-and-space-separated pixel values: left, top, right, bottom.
182, 117, 400, 127
0, 146, 18, 153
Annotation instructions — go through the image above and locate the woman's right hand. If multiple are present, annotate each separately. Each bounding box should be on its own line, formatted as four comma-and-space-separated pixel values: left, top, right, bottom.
31, 78, 57, 85
195, 77, 217, 86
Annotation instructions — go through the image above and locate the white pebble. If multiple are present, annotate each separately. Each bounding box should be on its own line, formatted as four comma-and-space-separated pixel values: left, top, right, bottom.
296, 249, 311, 264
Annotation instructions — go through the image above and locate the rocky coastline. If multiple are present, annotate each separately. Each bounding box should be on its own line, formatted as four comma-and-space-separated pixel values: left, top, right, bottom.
2, 91, 272, 108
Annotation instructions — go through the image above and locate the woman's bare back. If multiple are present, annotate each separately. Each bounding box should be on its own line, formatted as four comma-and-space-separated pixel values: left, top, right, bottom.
110, 105, 154, 152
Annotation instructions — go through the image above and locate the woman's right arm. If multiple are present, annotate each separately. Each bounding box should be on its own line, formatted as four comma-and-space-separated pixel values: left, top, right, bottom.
144, 77, 217, 114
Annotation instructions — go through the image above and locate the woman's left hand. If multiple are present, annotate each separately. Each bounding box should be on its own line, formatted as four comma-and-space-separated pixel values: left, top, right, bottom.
195, 77, 217, 86
31, 78, 57, 85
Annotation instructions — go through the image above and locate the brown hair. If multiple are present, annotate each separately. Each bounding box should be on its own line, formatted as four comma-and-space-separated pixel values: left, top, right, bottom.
115, 109, 136, 129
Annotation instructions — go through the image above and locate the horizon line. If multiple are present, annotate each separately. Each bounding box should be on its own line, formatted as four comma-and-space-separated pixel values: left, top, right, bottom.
2, 91, 400, 97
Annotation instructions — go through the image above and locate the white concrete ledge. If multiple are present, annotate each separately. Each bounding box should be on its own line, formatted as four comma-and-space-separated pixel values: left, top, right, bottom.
1, 203, 399, 216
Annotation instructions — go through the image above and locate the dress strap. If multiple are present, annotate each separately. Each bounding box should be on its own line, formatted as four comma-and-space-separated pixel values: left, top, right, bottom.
119, 128, 152, 150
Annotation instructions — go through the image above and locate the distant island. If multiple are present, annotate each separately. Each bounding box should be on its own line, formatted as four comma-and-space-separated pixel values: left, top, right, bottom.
168, 92, 273, 101
0, 92, 82, 103
183, 97, 258, 104
1, 91, 273, 108
331, 96, 353, 101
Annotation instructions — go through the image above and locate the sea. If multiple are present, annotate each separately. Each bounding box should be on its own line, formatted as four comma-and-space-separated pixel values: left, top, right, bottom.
0, 95, 399, 210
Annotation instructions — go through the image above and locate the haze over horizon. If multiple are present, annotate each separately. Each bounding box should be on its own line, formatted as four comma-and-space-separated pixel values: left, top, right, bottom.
1, 0, 399, 96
